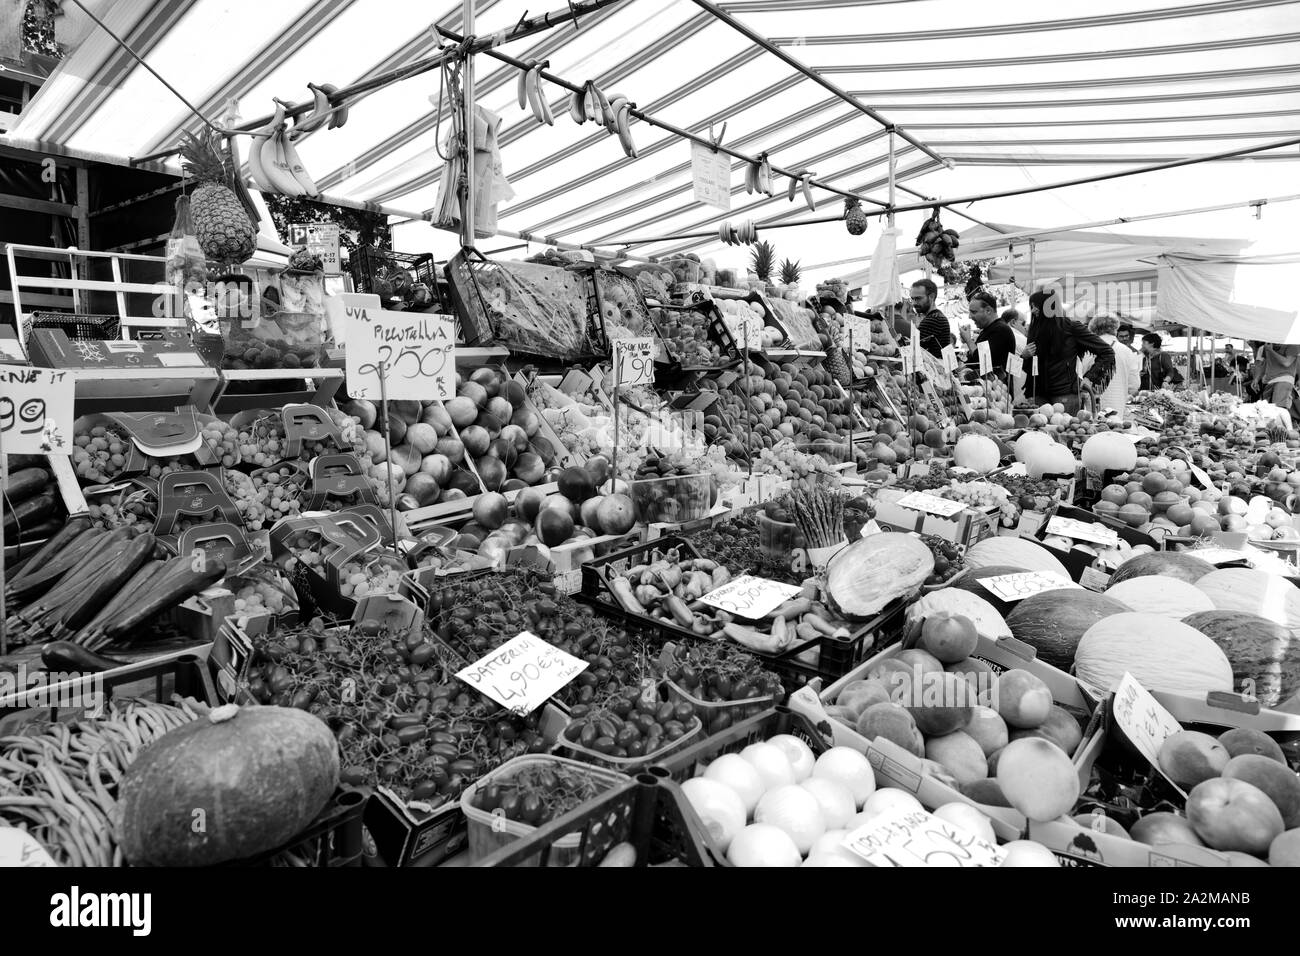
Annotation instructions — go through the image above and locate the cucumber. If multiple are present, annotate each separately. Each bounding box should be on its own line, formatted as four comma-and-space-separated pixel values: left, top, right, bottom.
6, 525, 105, 602
71, 558, 167, 646
17, 529, 131, 623
2, 493, 56, 535
52, 533, 156, 640
101, 555, 227, 645
3, 467, 51, 503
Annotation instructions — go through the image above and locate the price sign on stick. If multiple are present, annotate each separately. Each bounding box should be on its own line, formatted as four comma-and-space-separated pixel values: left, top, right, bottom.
896, 491, 966, 517
456, 631, 588, 715
843, 805, 1005, 867
978, 571, 1080, 603
700, 574, 802, 619
977, 341, 993, 376
612, 336, 655, 387
942, 344, 958, 373
0, 366, 73, 455
345, 306, 456, 401
1111, 672, 1185, 783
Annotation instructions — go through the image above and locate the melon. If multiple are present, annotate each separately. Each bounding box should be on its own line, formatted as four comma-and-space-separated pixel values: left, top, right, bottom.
826, 533, 934, 618
1025, 442, 1077, 481
1106, 551, 1215, 587
1102, 575, 1215, 621
946, 565, 1029, 618
965, 536, 1070, 579
1196, 568, 1300, 643
1014, 431, 1055, 464
953, 435, 1000, 474
117, 704, 340, 866
1005, 590, 1129, 671
1081, 432, 1137, 474
1073, 613, 1234, 696
1182, 610, 1299, 708
904, 589, 1012, 645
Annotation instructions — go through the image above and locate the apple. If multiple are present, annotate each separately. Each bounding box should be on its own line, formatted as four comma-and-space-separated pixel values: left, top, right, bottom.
1186, 777, 1285, 854
420, 453, 452, 485
500, 424, 529, 453
434, 435, 465, 465
1129, 811, 1203, 848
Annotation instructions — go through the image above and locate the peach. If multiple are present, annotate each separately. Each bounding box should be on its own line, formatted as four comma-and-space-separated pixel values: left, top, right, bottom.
996, 737, 1080, 822
946, 656, 995, 700
1010, 705, 1083, 757
919, 613, 979, 663
995, 669, 1053, 729
1219, 728, 1287, 764
1186, 777, 1285, 854
1157, 731, 1229, 789
866, 659, 917, 700
907, 672, 976, 736
1222, 755, 1300, 828
1269, 828, 1300, 866
965, 706, 1010, 757
960, 778, 1012, 808
855, 703, 924, 758
835, 679, 892, 719
999, 840, 1059, 867
1130, 812, 1203, 847
925, 731, 989, 786
896, 648, 944, 678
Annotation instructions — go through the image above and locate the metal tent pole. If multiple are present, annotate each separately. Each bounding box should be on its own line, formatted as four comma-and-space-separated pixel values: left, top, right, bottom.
460, 0, 477, 249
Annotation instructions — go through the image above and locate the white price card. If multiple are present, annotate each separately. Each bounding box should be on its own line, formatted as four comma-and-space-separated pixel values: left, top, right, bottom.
895, 491, 966, 517
843, 805, 1005, 867
859, 519, 883, 538
612, 336, 655, 387
977, 340, 993, 376
344, 305, 456, 401
1007, 359, 1026, 382
1046, 515, 1119, 546
1079, 566, 1112, 592
724, 314, 764, 351
0, 366, 73, 455
1187, 462, 1214, 489
844, 313, 873, 353
1031, 355, 1040, 377
1111, 672, 1185, 784
690, 141, 732, 211
942, 344, 958, 373
455, 631, 588, 715
978, 570, 1079, 603
700, 574, 802, 619
0, 828, 58, 867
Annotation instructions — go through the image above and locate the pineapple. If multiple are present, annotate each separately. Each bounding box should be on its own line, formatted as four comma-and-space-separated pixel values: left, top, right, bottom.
749, 239, 775, 283
779, 258, 801, 286
844, 198, 867, 236
180, 131, 256, 266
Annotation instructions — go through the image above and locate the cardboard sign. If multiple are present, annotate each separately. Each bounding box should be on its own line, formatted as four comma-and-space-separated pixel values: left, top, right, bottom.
288, 221, 341, 274
612, 336, 655, 387
344, 305, 456, 401
977, 340, 993, 376
700, 574, 802, 619
844, 313, 872, 354
1079, 566, 1112, 592
0, 365, 73, 455
1111, 672, 1185, 784
843, 806, 1005, 868
455, 631, 588, 715
690, 142, 732, 211
979, 570, 1080, 603
896, 491, 966, 517
1046, 515, 1119, 546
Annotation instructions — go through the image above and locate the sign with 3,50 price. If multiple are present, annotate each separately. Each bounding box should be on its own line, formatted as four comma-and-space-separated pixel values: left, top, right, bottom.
344, 305, 456, 402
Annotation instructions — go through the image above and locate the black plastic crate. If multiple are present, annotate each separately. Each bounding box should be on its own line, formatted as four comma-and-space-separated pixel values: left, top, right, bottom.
347, 247, 442, 303
652, 705, 827, 783
649, 302, 741, 372
25, 310, 120, 342
232, 787, 369, 867
577, 535, 906, 689
473, 772, 721, 867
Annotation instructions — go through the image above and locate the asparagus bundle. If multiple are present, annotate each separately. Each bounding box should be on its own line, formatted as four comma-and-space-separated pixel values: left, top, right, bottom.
783, 486, 847, 551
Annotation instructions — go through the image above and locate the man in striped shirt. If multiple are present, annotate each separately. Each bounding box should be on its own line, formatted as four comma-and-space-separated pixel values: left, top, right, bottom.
909, 278, 951, 358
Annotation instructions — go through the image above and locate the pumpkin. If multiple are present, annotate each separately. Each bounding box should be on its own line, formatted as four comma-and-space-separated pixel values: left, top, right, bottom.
946, 565, 1029, 618
1014, 430, 1054, 464
903, 588, 1012, 644
953, 434, 1000, 474
1196, 568, 1300, 642
1025, 442, 1077, 480
1005, 589, 1129, 671
1073, 612, 1234, 696
1081, 432, 1137, 474
117, 704, 340, 866
1107, 551, 1215, 586
965, 536, 1070, 579
1102, 575, 1215, 621
1182, 610, 1299, 708
826, 532, 934, 618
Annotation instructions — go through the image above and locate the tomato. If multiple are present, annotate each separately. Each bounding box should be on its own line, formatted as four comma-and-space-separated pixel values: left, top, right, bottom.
615, 726, 640, 748
520, 793, 544, 826
577, 685, 595, 704
411, 779, 440, 801
497, 791, 522, 820
449, 757, 479, 777
663, 720, 685, 740
298, 636, 318, 655
592, 735, 616, 754
708, 711, 733, 734
409, 643, 437, 666
655, 702, 676, 725
644, 734, 663, 755
579, 722, 599, 748
673, 703, 695, 723
597, 718, 619, 740
626, 739, 646, 758
339, 766, 369, 786
389, 714, 422, 730
731, 680, 753, 701
714, 676, 733, 698
396, 725, 427, 746
378, 761, 402, 782
610, 697, 633, 718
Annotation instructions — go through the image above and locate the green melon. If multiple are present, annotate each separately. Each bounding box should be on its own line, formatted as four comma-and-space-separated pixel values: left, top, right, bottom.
1107, 551, 1215, 587
1005, 589, 1129, 671
1182, 610, 1299, 708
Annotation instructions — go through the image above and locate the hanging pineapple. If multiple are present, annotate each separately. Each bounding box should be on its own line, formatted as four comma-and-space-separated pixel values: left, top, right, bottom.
179, 131, 256, 267
844, 197, 867, 236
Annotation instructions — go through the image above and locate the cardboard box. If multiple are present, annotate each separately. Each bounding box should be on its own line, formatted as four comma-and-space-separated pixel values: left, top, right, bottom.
872, 487, 999, 548
28, 327, 203, 369
1034, 503, 1156, 581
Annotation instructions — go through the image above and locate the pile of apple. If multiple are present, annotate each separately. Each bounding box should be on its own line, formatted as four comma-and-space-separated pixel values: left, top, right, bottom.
715, 299, 784, 349
652, 305, 725, 368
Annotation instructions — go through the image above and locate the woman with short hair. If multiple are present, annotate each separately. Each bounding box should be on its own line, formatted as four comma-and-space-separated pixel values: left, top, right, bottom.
1083, 315, 1141, 419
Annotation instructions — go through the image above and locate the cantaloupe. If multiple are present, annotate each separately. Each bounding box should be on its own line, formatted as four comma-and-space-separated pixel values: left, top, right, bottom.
1106, 551, 1215, 587
1196, 568, 1300, 643
965, 536, 1070, 579
1103, 575, 1215, 621
1073, 613, 1234, 696
1014, 431, 1055, 464
1005, 590, 1129, 671
827, 532, 934, 618
1182, 610, 1299, 708
904, 589, 1011, 645
1081, 432, 1137, 474
954, 435, 1000, 474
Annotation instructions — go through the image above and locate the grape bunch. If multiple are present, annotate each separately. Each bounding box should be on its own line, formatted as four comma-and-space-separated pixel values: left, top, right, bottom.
753, 440, 842, 488
230, 572, 295, 616
86, 490, 154, 531
237, 416, 288, 468
72, 425, 132, 483
300, 409, 367, 459
202, 420, 242, 468
224, 466, 306, 530
337, 557, 405, 601
939, 480, 1018, 527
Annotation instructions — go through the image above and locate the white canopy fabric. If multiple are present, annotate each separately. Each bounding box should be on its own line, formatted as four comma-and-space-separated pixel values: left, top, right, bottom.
4, 0, 1300, 280
1158, 245, 1300, 342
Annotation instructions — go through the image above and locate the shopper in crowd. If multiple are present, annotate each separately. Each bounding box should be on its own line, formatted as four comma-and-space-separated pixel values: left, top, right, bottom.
962, 290, 1016, 379
1140, 333, 1184, 390
1251, 341, 1300, 407
909, 278, 951, 358
1116, 324, 1136, 350
1083, 315, 1140, 418
1021, 289, 1114, 414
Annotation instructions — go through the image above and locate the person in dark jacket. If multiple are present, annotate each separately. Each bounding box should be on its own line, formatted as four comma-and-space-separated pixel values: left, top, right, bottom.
909, 278, 951, 358
1141, 333, 1184, 390
962, 290, 1016, 379
1021, 289, 1114, 414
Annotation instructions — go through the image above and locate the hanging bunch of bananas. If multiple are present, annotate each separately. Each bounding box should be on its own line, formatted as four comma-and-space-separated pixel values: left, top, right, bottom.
244, 87, 346, 199
718, 220, 758, 246
516, 59, 555, 126
744, 153, 776, 197
786, 169, 816, 211
916, 206, 961, 269
565, 79, 637, 158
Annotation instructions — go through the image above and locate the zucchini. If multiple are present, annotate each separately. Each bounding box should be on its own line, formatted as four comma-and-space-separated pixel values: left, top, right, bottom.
16, 517, 66, 544
100, 555, 227, 645
52, 533, 156, 640
5, 526, 105, 602
3, 493, 56, 535
3, 467, 50, 504
17, 529, 132, 624
40, 640, 129, 674
71, 558, 167, 646
5, 454, 45, 471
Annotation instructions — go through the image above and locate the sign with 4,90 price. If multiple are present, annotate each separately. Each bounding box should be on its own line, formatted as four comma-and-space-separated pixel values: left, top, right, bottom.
344, 305, 456, 402
455, 631, 588, 715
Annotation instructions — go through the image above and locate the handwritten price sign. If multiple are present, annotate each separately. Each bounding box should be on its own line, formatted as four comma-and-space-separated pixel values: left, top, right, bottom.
978, 570, 1080, 603
700, 574, 801, 619
455, 631, 588, 715
1046, 515, 1119, 547
0, 365, 72, 455
344, 305, 456, 401
1111, 672, 1185, 785
977, 340, 993, 376
612, 336, 655, 387
896, 491, 966, 517
844, 313, 872, 353
843, 806, 1005, 867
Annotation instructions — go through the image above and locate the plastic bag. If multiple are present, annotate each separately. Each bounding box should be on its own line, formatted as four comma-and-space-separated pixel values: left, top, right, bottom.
219, 273, 325, 370
166, 195, 207, 293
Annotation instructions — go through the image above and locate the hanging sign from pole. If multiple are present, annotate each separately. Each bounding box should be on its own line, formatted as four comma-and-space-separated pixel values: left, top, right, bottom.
345, 306, 456, 401
288, 222, 341, 275
611, 337, 655, 388
690, 142, 732, 211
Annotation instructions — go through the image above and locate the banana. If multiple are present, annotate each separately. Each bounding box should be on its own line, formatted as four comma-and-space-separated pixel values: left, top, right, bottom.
516, 66, 530, 111
568, 90, 586, 124
583, 82, 598, 123
758, 157, 773, 197
539, 81, 555, 126
282, 125, 320, 198
262, 125, 306, 197
801, 173, 816, 212
245, 103, 285, 192
787, 174, 798, 202
317, 83, 346, 130
297, 84, 332, 134
719, 222, 728, 245
524, 65, 545, 124
592, 84, 615, 131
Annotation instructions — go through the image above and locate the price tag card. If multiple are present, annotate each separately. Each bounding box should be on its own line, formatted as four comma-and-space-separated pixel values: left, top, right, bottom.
942, 344, 958, 373
344, 305, 456, 401
977, 340, 993, 376
0, 828, 58, 867
1188, 462, 1214, 489
859, 518, 883, 538
979, 570, 1079, 603
843, 805, 1005, 867
1079, 566, 1112, 592
1111, 672, 1185, 781
0, 366, 73, 455
456, 631, 588, 715
700, 574, 802, 619
0, 339, 26, 363
1031, 355, 1040, 377
612, 336, 655, 387
1046, 515, 1119, 546
288, 221, 341, 274
690, 142, 731, 211
896, 491, 966, 517
1008, 359, 1026, 382
844, 313, 873, 353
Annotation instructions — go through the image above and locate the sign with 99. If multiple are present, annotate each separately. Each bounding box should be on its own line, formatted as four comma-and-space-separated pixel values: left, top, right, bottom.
0, 366, 73, 455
